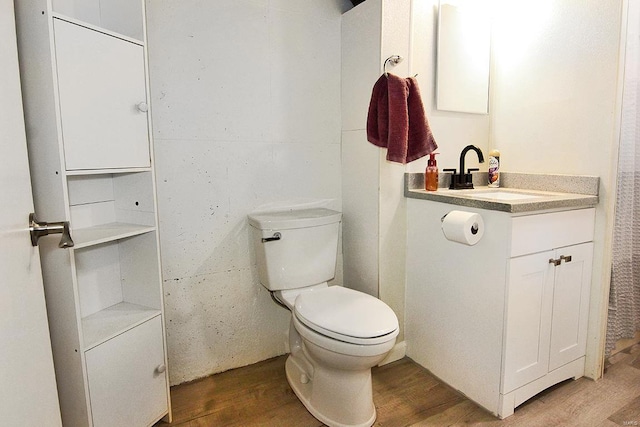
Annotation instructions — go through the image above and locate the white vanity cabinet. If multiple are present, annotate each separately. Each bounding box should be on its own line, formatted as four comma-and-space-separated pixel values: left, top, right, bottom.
405, 201, 595, 419
501, 209, 594, 413
14, 1, 171, 426
503, 244, 593, 391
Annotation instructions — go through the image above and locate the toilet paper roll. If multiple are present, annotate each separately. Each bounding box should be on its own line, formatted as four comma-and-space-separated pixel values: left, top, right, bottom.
441, 210, 484, 246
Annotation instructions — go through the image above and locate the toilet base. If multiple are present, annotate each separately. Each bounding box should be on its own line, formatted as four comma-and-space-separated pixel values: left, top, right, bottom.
285, 354, 376, 427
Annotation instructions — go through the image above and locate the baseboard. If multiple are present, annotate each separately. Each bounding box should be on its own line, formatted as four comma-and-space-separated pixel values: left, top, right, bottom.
379, 341, 406, 366
498, 357, 585, 418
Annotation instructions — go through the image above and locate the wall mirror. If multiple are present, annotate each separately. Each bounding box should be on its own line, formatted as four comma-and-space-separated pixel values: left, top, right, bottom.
436, 0, 491, 114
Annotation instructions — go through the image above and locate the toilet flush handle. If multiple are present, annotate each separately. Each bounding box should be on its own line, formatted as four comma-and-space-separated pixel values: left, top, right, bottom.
261, 232, 281, 243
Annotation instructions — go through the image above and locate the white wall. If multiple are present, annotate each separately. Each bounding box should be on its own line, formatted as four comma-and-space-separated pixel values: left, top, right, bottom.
377, 0, 412, 354
145, 0, 348, 385
341, 0, 382, 298
341, 0, 413, 350
341, 0, 490, 350
408, 0, 490, 174
490, 0, 623, 377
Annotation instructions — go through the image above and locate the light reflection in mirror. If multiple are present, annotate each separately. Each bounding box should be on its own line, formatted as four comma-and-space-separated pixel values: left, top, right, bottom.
436, 0, 491, 114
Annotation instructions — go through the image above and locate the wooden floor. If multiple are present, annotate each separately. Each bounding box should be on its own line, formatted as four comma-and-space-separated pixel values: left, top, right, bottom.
155, 344, 640, 426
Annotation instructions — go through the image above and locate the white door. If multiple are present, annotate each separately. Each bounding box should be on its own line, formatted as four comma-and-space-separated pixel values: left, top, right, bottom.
502, 250, 555, 393
54, 18, 150, 170
0, 1, 62, 424
86, 316, 168, 427
549, 242, 594, 371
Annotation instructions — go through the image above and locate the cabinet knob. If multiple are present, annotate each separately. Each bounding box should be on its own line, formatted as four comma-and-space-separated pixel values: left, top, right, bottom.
548, 258, 561, 266
155, 364, 166, 374
560, 255, 572, 263
136, 102, 149, 113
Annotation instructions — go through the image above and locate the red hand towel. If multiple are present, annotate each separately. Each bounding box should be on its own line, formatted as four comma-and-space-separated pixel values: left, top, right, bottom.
366, 73, 437, 164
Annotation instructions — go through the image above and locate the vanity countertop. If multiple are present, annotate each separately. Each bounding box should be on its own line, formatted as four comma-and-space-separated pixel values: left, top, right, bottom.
404, 172, 599, 213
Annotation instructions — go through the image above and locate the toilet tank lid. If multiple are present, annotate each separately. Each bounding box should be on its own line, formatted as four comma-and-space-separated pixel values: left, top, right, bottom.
248, 208, 341, 230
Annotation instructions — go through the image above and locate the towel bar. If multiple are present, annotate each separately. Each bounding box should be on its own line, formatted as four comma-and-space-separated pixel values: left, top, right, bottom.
384, 55, 403, 76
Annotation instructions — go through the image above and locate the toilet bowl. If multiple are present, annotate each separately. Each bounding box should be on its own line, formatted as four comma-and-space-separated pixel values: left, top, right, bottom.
248, 208, 399, 427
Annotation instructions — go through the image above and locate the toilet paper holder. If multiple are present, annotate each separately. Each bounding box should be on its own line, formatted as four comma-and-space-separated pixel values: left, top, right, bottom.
470, 222, 479, 235
441, 212, 480, 235
441, 210, 484, 246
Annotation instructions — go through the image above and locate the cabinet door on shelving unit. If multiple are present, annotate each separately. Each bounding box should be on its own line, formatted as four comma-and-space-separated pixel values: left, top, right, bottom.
85, 316, 168, 427
503, 250, 554, 393
53, 18, 150, 170
548, 242, 593, 371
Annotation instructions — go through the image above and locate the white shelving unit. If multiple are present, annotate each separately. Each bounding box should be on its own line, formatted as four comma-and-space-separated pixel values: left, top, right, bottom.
14, 1, 171, 425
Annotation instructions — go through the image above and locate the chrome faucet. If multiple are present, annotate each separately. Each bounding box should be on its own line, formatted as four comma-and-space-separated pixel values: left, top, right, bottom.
448, 145, 485, 190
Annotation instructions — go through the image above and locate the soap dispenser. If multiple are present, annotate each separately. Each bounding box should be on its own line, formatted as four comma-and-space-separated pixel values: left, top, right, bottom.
425, 153, 439, 191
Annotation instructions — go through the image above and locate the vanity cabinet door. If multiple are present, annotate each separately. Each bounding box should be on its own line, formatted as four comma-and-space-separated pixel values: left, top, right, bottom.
548, 242, 593, 371
503, 242, 593, 393
53, 18, 150, 170
503, 250, 555, 393
85, 316, 168, 427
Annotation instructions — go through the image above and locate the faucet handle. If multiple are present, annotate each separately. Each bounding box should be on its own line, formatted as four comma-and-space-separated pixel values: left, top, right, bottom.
443, 169, 457, 190
467, 168, 479, 173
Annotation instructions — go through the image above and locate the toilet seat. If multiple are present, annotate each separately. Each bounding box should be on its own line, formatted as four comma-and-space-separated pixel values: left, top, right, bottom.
294, 286, 399, 345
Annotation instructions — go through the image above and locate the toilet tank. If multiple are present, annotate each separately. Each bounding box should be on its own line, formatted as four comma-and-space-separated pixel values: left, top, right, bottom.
248, 208, 341, 291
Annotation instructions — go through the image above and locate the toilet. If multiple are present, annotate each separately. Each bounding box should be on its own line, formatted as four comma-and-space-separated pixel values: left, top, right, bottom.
248, 208, 399, 427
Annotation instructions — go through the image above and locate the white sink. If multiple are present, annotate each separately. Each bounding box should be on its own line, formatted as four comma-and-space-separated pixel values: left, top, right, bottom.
466, 191, 544, 201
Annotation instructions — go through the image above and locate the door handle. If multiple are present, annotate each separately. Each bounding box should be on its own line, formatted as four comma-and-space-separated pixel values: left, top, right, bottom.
560, 255, 572, 263
29, 213, 74, 248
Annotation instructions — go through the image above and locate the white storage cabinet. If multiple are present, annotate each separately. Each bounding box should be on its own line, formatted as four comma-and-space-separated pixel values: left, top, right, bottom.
500, 209, 594, 415
14, 0, 171, 425
405, 201, 595, 419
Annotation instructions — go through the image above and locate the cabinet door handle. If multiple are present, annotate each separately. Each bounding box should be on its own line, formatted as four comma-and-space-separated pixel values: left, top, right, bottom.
549, 258, 561, 266
560, 255, 572, 263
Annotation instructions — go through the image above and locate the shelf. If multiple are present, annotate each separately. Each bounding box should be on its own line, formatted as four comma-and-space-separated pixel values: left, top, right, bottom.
51, 13, 144, 46
16, 0, 169, 423
82, 302, 161, 350
65, 167, 152, 176
72, 223, 155, 249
